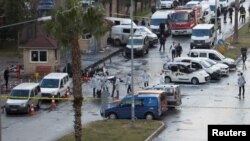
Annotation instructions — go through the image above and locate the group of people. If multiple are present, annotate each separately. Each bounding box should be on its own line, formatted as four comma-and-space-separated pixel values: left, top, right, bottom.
223, 5, 247, 24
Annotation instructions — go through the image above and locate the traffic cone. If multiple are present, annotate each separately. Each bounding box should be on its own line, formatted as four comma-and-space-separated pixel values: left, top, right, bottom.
29, 103, 35, 116
51, 96, 56, 109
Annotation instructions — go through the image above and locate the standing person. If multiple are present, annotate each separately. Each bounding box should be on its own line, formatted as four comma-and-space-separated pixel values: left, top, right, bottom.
96, 78, 102, 98
111, 76, 116, 97
239, 5, 246, 23
159, 20, 165, 36
90, 74, 97, 97
102, 64, 109, 76
223, 7, 228, 23
114, 77, 121, 99
237, 72, 246, 99
159, 34, 166, 52
228, 6, 234, 23
4, 67, 9, 89
175, 43, 183, 57
142, 70, 150, 87
159, 72, 165, 84
125, 73, 132, 94
141, 18, 146, 26
169, 41, 176, 61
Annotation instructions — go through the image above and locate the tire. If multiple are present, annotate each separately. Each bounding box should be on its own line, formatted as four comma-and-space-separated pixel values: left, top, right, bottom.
108, 113, 117, 119
165, 76, 171, 83
114, 39, 121, 46
145, 113, 154, 120
26, 106, 30, 114
191, 78, 199, 85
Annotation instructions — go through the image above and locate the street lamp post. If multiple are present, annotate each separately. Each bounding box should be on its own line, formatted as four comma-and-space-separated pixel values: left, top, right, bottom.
215, 0, 218, 47
130, 0, 135, 128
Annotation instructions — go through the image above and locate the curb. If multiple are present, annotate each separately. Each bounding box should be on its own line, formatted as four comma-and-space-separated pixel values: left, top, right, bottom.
145, 121, 166, 141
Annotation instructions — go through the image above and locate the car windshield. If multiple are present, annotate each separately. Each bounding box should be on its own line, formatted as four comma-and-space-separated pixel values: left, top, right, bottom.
128, 39, 143, 45
205, 59, 217, 65
186, 4, 197, 8
200, 61, 212, 68
171, 13, 189, 22
150, 18, 165, 26
210, 5, 216, 12
40, 79, 59, 88
192, 29, 210, 36
10, 90, 29, 99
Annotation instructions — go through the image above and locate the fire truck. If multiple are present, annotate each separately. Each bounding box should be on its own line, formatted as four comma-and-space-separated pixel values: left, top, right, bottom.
169, 6, 202, 36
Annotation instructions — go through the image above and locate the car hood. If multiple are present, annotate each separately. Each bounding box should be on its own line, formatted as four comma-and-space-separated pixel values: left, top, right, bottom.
6, 99, 28, 105
214, 63, 229, 69
196, 69, 210, 76
150, 25, 159, 29
223, 58, 235, 64
161, 1, 173, 5
191, 36, 210, 40
41, 88, 58, 94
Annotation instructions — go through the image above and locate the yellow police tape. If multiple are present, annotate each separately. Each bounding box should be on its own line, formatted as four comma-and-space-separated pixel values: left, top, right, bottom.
112, 13, 150, 19
0, 96, 98, 101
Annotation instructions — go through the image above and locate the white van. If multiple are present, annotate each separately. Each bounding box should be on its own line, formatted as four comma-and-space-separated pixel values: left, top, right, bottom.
208, 0, 220, 17
190, 24, 216, 49
150, 10, 172, 36
5, 83, 41, 114
110, 25, 137, 46
188, 49, 236, 70
40, 72, 71, 98
106, 17, 136, 26
201, 3, 212, 24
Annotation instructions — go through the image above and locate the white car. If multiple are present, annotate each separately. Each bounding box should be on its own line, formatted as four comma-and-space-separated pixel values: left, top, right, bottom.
174, 57, 221, 80
134, 26, 158, 47
198, 58, 229, 76
185, 1, 201, 9
160, 0, 174, 9
163, 62, 210, 85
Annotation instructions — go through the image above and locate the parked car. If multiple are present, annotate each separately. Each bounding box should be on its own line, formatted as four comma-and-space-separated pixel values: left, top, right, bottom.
100, 90, 168, 120
134, 26, 158, 47
40, 72, 72, 98
160, 0, 175, 9
187, 49, 236, 70
142, 84, 182, 107
5, 83, 42, 114
124, 34, 149, 57
197, 58, 229, 76
163, 62, 211, 85
174, 57, 221, 80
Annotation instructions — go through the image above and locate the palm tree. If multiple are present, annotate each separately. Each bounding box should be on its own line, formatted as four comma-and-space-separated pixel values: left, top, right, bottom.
44, 0, 110, 140
83, 4, 111, 52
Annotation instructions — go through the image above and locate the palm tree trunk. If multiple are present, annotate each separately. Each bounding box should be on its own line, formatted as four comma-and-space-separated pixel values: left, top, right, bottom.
72, 34, 83, 141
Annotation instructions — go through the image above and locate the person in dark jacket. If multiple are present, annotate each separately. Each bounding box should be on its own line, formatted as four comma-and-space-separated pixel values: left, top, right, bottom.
228, 6, 234, 23
159, 20, 165, 36
175, 43, 183, 57
237, 72, 246, 99
159, 34, 166, 52
3, 67, 9, 89
223, 8, 228, 23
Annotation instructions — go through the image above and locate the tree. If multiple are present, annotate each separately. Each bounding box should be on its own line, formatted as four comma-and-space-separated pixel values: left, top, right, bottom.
83, 4, 111, 52
44, 0, 109, 140
233, 0, 240, 43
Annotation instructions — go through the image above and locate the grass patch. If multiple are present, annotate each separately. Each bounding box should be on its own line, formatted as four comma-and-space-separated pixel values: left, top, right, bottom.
223, 23, 250, 60
0, 41, 22, 57
58, 120, 162, 141
135, 8, 151, 19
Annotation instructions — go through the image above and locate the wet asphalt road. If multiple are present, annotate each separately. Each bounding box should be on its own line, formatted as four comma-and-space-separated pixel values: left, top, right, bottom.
2, 1, 250, 141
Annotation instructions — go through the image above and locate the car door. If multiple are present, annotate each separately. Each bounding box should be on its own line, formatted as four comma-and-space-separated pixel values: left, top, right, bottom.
59, 78, 67, 96
135, 98, 145, 119
116, 98, 132, 119
176, 65, 190, 82
29, 89, 36, 106
208, 53, 222, 62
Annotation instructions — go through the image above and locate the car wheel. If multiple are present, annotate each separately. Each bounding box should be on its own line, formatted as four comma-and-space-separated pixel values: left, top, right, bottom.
145, 113, 154, 120
26, 106, 30, 114
191, 78, 199, 85
165, 76, 171, 83
108, 113, 117, 120
114, 39, 121, 46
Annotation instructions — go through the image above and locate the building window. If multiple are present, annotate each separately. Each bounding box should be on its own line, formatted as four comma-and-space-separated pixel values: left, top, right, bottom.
30, 50, 48, 63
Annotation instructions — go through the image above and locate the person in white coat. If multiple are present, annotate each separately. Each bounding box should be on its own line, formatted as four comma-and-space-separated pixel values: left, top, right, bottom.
90, 74, 98, 97
160, 72, 165, 84
114, 77, 121, 99
96, 78, 102, 98
142, 70, 150, 87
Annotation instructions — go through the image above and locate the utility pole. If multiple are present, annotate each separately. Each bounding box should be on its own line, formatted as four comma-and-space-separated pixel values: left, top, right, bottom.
130, 0, 135, 128
233, 0, 239, 43
215, 0, 218, 46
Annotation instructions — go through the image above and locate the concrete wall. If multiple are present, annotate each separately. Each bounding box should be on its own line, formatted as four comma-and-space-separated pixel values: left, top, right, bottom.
23, 48, 60, 74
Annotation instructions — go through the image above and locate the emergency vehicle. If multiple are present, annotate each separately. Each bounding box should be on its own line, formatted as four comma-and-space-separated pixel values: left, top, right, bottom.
169, 6, 202, 36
